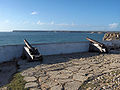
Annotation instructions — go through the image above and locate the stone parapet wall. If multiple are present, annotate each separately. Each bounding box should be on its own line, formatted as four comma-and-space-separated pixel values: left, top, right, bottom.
103, 32, 120, 41
0, 41, 89, 63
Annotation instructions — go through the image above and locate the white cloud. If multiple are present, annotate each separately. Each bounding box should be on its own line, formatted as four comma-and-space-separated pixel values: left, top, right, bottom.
56, 23, 69, 26
35, 20, 113, 30
37, 20, 45, 25
23, 21, 29, 24
109, 23, 119, 28
56, 23, 89, 27
56, 22, 76, 27
32, 22, 35, 25
50, 21, 54, 25
4, 20, 9, 23
37, 21, 55, 25
31, 11, 38, 15
71, 22, 75, 26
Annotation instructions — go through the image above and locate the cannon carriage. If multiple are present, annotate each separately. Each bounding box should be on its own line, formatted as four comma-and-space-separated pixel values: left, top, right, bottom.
86, 37, 108, 53
22, 39, 43, 61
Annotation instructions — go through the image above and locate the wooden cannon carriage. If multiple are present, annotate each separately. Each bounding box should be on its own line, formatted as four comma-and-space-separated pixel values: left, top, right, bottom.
22, 39, 43, 61
86, 37, 108, 53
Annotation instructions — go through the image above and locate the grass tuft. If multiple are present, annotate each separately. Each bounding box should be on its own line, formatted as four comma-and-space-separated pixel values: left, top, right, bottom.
2, 73, 27, 90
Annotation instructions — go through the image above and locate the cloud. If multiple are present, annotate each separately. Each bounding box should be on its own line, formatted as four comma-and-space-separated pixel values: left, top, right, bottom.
37, 20, 45, 25
36, 21, 118, 30
4, 20, 9, 23
56, 23, 69, 26
71, 22, 75, 26
109, 23, 119, 28
56, 22, 77, 27
31, 11, 38, 15
50, 21, 54, 25
37, 21, 55, 25
23, 21, 29, 24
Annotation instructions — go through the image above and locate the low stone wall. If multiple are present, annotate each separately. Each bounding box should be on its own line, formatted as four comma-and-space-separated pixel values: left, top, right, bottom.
103, 32, 120, 50
0, 45, 23, 63
103, 32, 120, 41
102, 40, 120, 50
0, 41, 89, 63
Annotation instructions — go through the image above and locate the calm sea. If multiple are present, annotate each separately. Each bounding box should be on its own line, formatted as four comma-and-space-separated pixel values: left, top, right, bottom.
0, 32, 104, 46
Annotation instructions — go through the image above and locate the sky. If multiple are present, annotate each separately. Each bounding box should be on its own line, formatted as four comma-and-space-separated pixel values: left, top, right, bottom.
0, 0, 120, 31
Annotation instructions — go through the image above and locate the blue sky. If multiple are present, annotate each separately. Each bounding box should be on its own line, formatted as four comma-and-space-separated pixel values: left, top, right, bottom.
0, 0, 120, 31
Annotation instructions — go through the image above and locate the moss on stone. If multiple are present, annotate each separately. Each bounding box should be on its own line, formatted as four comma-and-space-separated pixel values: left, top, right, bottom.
1, 73, 27, 90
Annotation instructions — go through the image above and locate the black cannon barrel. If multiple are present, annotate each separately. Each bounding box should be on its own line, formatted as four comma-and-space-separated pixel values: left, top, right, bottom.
24, 39, 40, 55
86, 37, 108, 53
24, 39, 33, 50
86, 37, 104, 47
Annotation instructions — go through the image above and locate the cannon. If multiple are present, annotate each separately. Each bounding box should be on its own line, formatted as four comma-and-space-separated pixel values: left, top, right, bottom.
22, 39, 43, 61
86, 37, 108, 53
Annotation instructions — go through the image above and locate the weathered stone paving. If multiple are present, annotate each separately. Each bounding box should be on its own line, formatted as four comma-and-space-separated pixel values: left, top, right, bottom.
2, 52, 120, 90
17, 52, 120, 89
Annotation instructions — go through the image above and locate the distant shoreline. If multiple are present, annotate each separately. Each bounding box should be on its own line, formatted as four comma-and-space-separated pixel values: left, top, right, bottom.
13, 30, 109, 34
13, 30, 120, 34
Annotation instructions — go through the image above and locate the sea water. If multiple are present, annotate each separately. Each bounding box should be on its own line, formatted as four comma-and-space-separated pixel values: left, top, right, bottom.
0, 32, 104, 46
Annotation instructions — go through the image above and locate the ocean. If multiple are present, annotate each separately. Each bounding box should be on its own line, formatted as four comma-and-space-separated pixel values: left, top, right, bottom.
0, 32, 104, 46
